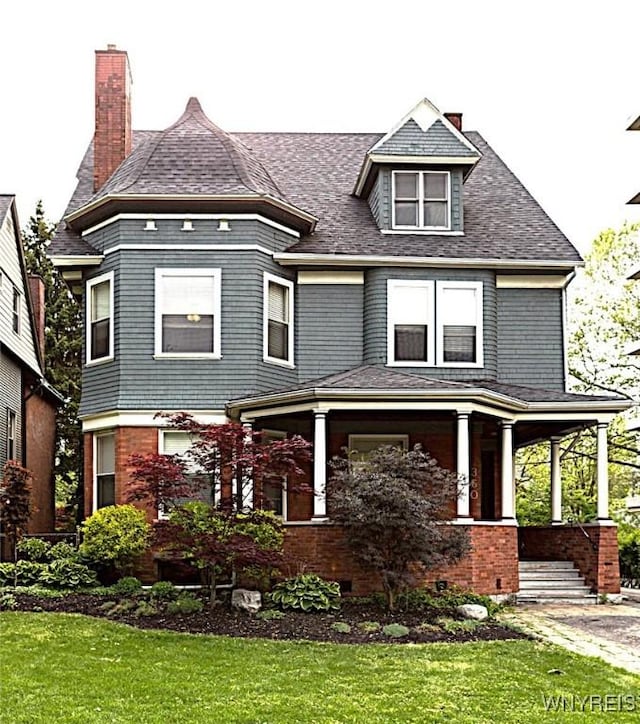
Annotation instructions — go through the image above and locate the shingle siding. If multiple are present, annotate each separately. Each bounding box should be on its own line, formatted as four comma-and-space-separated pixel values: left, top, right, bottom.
497, 288, 565, 390
297, 284, 363, 380
363, 268, 497, 381
79, 219, 299, 417
375, 119, 477, 157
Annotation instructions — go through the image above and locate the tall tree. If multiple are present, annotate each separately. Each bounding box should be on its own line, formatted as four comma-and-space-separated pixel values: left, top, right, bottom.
517, 223, 640, 524
21, 202, 83, 522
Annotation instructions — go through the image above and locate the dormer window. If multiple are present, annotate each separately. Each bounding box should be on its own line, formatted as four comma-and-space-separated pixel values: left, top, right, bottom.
392, 171, 451, 230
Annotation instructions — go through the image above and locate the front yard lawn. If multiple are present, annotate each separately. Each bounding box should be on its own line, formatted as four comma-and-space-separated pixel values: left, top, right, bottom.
1, 612, 638, 723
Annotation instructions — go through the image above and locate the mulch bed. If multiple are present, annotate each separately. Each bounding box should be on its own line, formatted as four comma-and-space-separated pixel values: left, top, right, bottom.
10, 592, 526, 645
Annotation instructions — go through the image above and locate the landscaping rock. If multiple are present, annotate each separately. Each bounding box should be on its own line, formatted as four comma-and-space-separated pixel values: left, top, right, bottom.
456, 604, 488, 621
231, 589, 262, 613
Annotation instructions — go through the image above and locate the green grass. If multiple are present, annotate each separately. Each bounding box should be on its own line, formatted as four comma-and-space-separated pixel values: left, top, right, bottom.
1, 613, 638, 723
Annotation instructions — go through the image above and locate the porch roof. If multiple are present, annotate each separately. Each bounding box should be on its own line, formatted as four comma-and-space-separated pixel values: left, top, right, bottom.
226, 365, 630, 420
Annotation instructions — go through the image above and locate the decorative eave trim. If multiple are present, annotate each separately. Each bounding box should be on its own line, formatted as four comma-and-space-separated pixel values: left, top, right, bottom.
50, 255, 103, 268
496, 274, 571, 289
64, 194, 318, 234
81, 409, 229, 431
81, 212, 300, 239
226, 386, 630, 420
274, 252, 583, 272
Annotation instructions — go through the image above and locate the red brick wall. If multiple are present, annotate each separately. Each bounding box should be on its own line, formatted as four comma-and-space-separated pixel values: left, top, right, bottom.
24, 393, 56, 532
284, 523, 519, 595
94, 46, 132, 192
519, 525, 620, 594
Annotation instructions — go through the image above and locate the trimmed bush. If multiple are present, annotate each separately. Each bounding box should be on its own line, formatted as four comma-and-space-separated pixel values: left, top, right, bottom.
150, 581, 178, 601
357, 621, 381, 633
79, 505, 151, 572
167, 592, 204, 615
111, 577, 143, 596
382, 623, 410, 638
271, 574, 341, 613
331, 622, 352, 634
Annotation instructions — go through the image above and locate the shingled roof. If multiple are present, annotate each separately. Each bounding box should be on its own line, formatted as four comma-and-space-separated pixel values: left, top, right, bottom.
50, 103, 581, 265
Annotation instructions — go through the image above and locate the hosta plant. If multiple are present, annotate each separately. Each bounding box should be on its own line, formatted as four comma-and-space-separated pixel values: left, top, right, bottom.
270, 574, 340, 613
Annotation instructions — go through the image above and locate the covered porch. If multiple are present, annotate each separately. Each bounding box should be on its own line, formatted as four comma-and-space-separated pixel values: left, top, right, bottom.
228, 366, 630, 596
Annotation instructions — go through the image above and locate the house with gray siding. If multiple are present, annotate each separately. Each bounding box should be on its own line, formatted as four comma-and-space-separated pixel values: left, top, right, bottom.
0, 196, 60, 538
48, 45, 630, 596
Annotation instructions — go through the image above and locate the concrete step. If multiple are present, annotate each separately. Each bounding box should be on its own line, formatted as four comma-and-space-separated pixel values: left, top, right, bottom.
520, 580, 589, 591
517, 594, 599, 605
519, 571, 583, 581
519, 560, 577, 571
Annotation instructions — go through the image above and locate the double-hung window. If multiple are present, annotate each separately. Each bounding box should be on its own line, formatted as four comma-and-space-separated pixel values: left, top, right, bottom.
387, 279, 483, 367
12, 286, 21, 334
7, 410, 17, 460
94, 432, 115, 510
392, 171, 451, 230
387, 280, 434, 365
155, 268, 221, 357
263, 273, 294, 366
86, 272, 114, 363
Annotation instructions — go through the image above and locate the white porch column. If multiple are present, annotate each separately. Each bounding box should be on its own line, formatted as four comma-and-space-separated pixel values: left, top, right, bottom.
456, 412, 471, 518
550, 436, 562, 524
501, 422, 515, 519
596, 422, 610, 520
312, 411, 328, 519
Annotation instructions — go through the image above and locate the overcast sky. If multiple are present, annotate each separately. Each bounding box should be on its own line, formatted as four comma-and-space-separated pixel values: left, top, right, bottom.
2, 0, 638, 254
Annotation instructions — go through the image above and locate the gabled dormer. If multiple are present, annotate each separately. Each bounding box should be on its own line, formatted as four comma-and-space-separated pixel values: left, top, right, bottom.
354, 98, 481, 234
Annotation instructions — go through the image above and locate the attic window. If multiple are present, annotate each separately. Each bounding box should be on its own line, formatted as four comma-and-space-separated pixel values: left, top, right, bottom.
392, 171, 450, 230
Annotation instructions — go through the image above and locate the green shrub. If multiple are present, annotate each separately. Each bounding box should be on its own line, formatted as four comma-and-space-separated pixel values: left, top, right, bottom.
167, 592, 204, 615
15, 560, 48, 586
255, 608, 285, 621
106, 600, 138, 617
618, 523, 640, 580
271, 574, 340, 613
400, 586, 501, 617
16, 538, 52, 562
49, 542, 79, 561
437, 617, 483, 633
79, 505, 151, 572
357, 620, 381, 633
383, 623, 410, 638
134, 601, 158, 617
39, 559, 98, 590
0, 592, 17, 610
331, 622, 352, 634
110, 577, 143, 596
9, 585, 65, 599
0, 563, 16, 587
150, 581, 178, 601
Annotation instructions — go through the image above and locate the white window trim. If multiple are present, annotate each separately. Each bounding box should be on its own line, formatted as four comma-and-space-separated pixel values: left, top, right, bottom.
261, 429, 288, 521
386, 279, 435, 367
263, 272, 295, 368
93, 430, 115, 513
435, 280, 484, 368
154, 268, 222, 359
11, 285, 21, 335
348, 434, 409, 458
391, 170, 452, 231
7, 409, 17, 460
86, 271, 114, 365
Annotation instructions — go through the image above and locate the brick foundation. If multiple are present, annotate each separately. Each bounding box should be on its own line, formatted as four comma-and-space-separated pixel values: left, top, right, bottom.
284, 523, 519, 596
519, 525, 620, 594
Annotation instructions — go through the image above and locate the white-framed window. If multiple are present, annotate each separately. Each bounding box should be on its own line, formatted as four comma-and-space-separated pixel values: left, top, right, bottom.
155, 268, 221, 358
387, 279, 483, 368
263, 273, 294, 367
387, 279, 435, 366
436, 281, 483, 367
94, 431, 115, 511
392, 171, 451, 230
348, 434, 409, 463
158, 430, 214, 518
7, 410, 17, 460
261, 429, 287, 519
86, 271, 114, 364
12, 286, 21, 334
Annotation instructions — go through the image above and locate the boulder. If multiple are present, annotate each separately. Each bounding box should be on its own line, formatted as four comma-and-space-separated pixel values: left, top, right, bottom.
231, 588, 262, 613
456, 603, 488, 621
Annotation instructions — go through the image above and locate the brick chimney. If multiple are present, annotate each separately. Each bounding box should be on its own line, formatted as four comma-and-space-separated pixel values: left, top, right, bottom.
94, 44, 132, 192
28, 275, 45, 359
444, 112, 463, 132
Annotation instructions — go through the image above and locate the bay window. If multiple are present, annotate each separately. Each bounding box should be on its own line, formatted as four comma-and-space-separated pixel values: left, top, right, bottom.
94, 432, 115, 510
86, 272, 113, 363
264, 273, 294, 366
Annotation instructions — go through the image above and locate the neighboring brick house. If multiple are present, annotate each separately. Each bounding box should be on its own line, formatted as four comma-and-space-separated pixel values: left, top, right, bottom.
0, 195, 61, 538
49, 46, 630, 595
